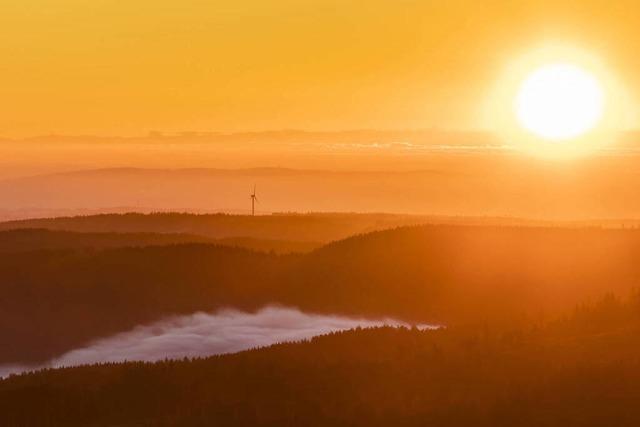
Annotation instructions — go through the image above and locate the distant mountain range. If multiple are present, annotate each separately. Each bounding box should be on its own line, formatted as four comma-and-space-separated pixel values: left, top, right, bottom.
0, 129, 503, 146
2, 160, 640, 218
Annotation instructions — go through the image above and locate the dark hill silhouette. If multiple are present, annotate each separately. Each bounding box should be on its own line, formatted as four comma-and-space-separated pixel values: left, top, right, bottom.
215, 236, 320, 253
0, 245, 292, 363
3, 224, 640, 365
0, 229, 213, 252
0, 212, 432, 242
0, 228, 320, 254
278, 225, 640, 322
2, 295, 640, 426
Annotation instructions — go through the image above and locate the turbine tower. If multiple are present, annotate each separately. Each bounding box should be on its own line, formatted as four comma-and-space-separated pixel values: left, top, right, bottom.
250, 184, 258, 216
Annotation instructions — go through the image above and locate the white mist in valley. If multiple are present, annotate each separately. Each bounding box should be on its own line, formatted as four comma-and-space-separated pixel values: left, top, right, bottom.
0, 306, 435, 378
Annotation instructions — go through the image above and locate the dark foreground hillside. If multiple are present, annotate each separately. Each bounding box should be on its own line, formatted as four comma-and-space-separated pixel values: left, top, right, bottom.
3, 224, 640, 364
2, 296, 640, 427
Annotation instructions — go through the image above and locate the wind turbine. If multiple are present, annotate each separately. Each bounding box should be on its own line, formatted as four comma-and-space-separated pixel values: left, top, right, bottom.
250, 185, 258, 216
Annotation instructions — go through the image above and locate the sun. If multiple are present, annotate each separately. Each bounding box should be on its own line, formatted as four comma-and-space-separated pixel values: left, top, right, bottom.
515, 63, 604, 141
485, 45, 631, 157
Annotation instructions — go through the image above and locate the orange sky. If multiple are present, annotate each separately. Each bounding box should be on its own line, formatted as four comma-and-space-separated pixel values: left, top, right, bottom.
1, 0, 639, 137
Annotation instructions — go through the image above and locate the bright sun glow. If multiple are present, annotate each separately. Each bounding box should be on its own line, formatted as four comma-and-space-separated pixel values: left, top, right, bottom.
516, 64, 605, 141
485, 45, 632, 158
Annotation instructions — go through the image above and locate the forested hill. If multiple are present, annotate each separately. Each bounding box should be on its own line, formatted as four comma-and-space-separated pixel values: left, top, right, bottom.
2, 296, 640, 427
3, 224, 640, 364
0, 244, 292, 364
279, 224, 640, 321
0, 212, 430, 242
0, 229, 213, 252
0, 228, 320, 254
0, 211, 583, 242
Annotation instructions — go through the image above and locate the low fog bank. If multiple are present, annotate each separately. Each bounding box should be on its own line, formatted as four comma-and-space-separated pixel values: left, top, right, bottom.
0, 306, 435, 378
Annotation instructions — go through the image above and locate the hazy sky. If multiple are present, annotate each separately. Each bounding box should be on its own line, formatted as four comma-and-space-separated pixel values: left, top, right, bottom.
2, 0, 639, 136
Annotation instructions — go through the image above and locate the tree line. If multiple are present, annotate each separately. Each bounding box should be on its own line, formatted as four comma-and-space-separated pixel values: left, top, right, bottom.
1, 294, 640, 426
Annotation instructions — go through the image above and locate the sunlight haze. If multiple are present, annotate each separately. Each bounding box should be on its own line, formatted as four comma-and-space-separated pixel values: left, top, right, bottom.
1, 0, 639, 136
5, 2, 640, 425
